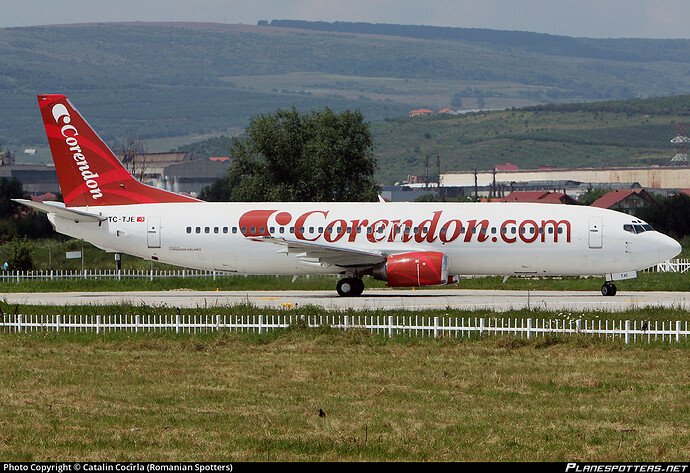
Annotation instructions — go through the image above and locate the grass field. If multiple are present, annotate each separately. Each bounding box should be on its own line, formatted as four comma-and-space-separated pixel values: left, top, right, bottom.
0, 270, 688, 294
0, 322, 689, 462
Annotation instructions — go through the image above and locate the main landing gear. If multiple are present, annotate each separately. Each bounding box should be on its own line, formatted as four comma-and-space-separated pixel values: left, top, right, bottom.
336, 277, 364, 297
601, 282, 617, 297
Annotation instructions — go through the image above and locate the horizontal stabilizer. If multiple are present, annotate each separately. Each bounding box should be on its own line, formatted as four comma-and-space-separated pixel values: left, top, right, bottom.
14, 199, 106, 223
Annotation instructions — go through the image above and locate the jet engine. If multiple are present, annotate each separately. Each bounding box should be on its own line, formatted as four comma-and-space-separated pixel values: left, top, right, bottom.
372, 251, 454, 287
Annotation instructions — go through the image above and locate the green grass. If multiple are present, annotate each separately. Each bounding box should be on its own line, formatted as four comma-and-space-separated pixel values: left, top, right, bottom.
0, 323, 689, 461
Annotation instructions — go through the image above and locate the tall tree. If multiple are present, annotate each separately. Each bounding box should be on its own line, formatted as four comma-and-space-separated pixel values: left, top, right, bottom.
215, 107, 379, 202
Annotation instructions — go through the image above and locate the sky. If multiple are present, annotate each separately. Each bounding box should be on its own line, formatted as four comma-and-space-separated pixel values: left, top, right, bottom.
2, 0, 690, 39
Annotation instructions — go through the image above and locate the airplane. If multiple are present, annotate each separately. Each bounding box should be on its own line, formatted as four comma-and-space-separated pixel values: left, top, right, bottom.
15, 94, 682, 297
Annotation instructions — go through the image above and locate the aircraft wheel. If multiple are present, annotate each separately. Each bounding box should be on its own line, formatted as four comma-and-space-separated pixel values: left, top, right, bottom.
601, 282, 617, 297
352, 277, 364, 296
337, 277, 364, 297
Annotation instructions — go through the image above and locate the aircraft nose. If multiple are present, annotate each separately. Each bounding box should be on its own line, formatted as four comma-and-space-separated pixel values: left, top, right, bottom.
659, 234, 682, 261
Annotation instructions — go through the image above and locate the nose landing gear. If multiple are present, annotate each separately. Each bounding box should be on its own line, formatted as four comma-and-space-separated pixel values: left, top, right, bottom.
601, 282, 617, 296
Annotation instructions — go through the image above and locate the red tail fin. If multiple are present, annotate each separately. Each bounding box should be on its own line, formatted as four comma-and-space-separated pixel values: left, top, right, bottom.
38, 94, 200, 207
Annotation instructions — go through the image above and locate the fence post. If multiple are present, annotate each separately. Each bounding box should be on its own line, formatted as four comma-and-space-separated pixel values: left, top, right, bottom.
344, 315, 349, 331
17, 314, 22, 333
96, 315, 101, 334
479, 318, 485, 336
258, 314, 263, 334
388, 315, 394, 338
677, 321, 682, 342
176, 313, 180, 334
135, 314, 140, 333
527, 318, 532, 339
433, 317, 439, 338
625, 320, 631, 344
56, 314, 61, 333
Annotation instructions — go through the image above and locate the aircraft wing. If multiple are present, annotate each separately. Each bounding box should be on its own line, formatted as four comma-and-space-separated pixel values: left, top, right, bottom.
258, 236, 386, 267
13, 199, 107, 223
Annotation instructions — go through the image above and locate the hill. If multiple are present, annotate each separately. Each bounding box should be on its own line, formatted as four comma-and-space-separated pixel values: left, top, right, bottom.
370, 95, 690, 184
3, 20, 690, 155
178, 94, 690, 185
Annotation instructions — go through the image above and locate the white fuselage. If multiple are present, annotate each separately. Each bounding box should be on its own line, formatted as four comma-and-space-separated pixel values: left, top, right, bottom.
48, 202, 681, 278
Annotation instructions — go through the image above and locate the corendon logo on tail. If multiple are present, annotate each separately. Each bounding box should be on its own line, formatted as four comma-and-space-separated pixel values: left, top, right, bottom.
239, 210, 571, 245
52, 103, 103, 200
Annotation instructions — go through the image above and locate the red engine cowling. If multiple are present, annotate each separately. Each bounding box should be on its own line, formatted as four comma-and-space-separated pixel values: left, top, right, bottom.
373, 251, 450, 287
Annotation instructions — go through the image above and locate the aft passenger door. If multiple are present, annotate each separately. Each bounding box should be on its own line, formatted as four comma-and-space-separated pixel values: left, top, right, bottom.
147, 216, 161, 248
588, 217, 603, 249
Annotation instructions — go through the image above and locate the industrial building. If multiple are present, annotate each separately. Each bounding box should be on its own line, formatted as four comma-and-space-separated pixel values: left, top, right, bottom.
439, 165, 690, 198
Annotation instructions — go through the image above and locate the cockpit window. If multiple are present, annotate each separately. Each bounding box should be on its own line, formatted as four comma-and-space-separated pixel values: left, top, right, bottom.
624, 222, 654, 234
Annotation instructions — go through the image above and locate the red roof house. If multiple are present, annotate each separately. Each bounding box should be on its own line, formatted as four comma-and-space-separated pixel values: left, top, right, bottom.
500, 191, 577, 204
590, 189, 655, 215
495, 163, 519, 171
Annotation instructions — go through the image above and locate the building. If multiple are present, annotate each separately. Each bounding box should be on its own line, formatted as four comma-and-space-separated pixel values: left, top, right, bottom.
499, 191, 578, 205
441, 166, 690, 196
409, 109, 434, 118
0, 164, 60, 195
117, 151, 232, 196
590, 189, 656, 215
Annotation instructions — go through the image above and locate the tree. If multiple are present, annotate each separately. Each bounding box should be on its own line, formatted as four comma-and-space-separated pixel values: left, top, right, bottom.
0, 177, 28, 220
1, 237, 34, 271
637, 193, 690, 239
210, 107, 379, 202
577, 185, 613, 206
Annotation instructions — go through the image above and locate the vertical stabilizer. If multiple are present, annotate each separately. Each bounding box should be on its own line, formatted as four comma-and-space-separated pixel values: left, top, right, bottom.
38, 94, 200, 207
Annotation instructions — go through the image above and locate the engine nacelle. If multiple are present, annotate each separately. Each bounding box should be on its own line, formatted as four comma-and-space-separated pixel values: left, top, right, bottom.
372, 251, 451, 287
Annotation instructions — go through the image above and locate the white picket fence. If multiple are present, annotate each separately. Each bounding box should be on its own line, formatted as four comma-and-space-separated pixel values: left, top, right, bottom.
650, 258, 690, 273
0, 258, 686, 282
0, 269, 292, 282
1, 313, 688, 344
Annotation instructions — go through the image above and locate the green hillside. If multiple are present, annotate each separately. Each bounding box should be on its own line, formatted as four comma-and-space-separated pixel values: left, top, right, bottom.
178, 95, 690, 185
3, 21, 690, 156
370, 95, 690, 184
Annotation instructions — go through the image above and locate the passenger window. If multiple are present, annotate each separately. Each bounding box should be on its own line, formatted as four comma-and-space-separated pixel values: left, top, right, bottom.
223, 227, 228, 233
196, 227, 201, 234
205, 227, 210, 234
186, 227, 192, 234
214, 227, 219, 234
